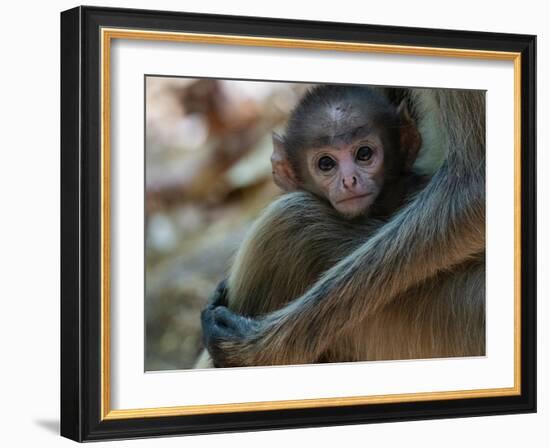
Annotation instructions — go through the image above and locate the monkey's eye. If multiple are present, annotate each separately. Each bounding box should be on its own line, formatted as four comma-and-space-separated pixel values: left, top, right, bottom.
356, 146, 374, 162
318, 156, 336, 172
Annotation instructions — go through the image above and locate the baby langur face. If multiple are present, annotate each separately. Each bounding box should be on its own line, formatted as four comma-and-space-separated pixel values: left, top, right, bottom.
304, 135, 385, 219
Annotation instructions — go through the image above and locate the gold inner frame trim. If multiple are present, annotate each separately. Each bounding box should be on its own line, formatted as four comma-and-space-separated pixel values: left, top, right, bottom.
100, 27, 522, 420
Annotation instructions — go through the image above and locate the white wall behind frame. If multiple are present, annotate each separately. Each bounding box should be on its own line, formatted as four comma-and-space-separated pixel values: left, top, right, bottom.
0, 1, 546, 448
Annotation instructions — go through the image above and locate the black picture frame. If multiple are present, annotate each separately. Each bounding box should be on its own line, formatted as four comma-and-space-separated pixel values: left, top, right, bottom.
61, 5, 536, 442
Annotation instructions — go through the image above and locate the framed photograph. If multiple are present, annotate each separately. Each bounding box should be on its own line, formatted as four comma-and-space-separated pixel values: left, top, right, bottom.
60, 6, 536, 442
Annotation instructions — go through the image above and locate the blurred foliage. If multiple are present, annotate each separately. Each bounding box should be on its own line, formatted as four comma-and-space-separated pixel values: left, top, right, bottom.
145, 77, 310, 370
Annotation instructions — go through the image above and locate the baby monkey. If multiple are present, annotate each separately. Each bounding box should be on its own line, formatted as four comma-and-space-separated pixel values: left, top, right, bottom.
196, 85, 426, 368
271, 84, 423, 220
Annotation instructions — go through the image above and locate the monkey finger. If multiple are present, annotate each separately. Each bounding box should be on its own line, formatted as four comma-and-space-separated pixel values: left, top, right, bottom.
201, 307, 233, 341
207, 279, 229, 308
212, 306, 240, 329
213, 306, 259, 339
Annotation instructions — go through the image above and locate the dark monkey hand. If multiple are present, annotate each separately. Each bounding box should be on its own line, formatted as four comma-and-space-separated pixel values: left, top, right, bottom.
201, 279, 261, 367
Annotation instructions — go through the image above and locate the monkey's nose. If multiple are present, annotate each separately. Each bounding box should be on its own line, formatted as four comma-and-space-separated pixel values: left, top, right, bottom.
343, 176, 358, 189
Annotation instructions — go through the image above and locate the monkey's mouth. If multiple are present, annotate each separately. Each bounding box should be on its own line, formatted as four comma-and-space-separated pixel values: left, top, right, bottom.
336, 193, 372, 204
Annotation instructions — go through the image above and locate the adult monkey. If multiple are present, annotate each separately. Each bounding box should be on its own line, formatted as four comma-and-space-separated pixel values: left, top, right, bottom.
200, 86, 485, 367
194, 85, 427, 368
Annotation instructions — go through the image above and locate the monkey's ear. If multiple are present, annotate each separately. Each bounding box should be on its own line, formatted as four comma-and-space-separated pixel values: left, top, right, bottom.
271, 133, 299, 191
397, 100, 422, 171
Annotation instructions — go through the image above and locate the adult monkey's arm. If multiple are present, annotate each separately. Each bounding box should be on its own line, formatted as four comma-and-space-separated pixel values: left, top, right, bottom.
202, 89, 486, 367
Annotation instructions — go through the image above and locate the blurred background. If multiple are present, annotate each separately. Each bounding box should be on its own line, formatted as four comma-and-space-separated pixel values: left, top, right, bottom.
145, 77, 311, 370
